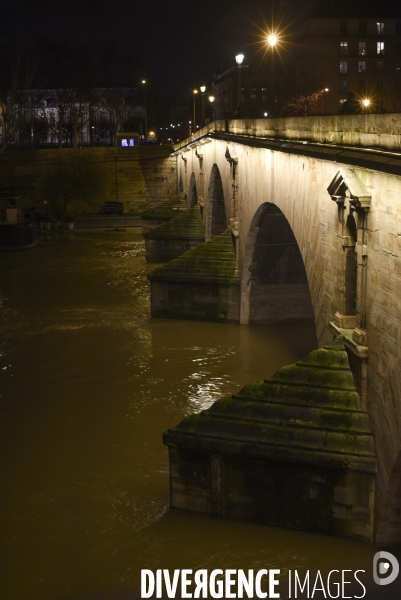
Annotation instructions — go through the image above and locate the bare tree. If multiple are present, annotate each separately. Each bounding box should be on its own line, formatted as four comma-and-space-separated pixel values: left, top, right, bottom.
0, 45, 35, 151
33, 39, 96, 148
93, 87, 141, 145
284, 89, 328, 117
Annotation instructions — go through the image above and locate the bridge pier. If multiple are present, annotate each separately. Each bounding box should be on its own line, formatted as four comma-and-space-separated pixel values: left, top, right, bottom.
148, 230, 240, 321
164, 335, 376, 542
143, 205, 204, 263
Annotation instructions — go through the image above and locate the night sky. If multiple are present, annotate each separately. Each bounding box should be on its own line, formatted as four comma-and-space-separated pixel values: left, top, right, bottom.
0, 0, 318, 101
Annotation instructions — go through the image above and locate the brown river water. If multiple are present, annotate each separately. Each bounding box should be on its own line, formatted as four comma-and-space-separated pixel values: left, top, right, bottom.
0, 230, 393, 599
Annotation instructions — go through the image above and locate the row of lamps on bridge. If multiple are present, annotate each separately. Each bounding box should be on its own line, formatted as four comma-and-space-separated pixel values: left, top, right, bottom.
156, 29, 373, 141
190, 34, 282, 128
192, 87, 215, 133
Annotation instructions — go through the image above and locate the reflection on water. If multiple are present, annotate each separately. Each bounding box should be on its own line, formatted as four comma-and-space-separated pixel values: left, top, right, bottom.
0, 231, 377, 599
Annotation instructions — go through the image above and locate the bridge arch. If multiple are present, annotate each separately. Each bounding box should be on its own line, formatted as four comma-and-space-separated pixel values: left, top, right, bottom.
240, 203, 315, 325
188, 173, 198, 207
205, 164, 227, 241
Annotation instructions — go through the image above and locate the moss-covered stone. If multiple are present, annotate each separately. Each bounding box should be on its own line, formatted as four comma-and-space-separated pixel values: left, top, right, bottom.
164, 335, 377, 542
149, 229, 239, 283
140, 195, 185, 221
144, 205, 204, 240
144, 205, 205, 263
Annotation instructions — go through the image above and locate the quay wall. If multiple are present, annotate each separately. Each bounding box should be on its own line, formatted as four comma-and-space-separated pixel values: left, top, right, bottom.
0, 146, 176, 215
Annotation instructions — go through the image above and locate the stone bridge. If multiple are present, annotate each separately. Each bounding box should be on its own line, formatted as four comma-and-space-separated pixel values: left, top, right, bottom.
149, 115, 401, 545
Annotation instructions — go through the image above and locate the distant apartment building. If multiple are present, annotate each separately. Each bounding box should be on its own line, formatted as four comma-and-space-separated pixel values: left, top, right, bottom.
297, 0, 401, 113
212, 61, 273, 120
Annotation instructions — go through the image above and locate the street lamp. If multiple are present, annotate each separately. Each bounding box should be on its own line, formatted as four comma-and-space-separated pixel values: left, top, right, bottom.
321, 87, 329, 115
200, 85, 206, 125
266, 34, 278, 116
209, 95, 215, 122
141, 79, 147, 144
193, 89, 198, 134
362, 98, 371, 110
235, 53, 244, 115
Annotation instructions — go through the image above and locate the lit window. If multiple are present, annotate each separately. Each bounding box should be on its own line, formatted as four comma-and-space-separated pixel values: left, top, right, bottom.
359, 22, 366, 36
359, 42, 366, 56
377, 22, 384, 35
340, 42, 348, 56
358, 61, 367, 73
339, 80, 348, 92
250, 94, 256, 103
340, 61, 348, 73
377, 61, 385, 71
340, 22, 348, 36
261, 87, 267, 91
377, 42, 385, 55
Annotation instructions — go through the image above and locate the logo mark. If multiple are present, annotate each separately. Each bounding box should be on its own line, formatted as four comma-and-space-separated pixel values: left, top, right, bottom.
373, 551, 400, 586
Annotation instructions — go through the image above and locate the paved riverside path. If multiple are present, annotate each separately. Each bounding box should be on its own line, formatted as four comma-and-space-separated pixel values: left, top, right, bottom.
75, 216, 141, 228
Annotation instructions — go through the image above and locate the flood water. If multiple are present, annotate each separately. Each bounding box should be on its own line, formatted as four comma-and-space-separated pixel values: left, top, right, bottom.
0, 230, 383, 599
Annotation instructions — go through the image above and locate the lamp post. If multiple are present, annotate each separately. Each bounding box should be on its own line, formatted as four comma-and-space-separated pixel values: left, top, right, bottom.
209, 95, 215, 122
200, 85, 206, 125
267, 35, 278, 116
321, 88, 329, 115
235, 53, 244, 115
192, 89, 198, 134
141, 79, 147, 144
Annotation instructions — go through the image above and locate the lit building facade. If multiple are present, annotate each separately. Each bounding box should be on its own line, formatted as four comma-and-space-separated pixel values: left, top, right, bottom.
0, 87, 143, 148
297, 0, 401, 114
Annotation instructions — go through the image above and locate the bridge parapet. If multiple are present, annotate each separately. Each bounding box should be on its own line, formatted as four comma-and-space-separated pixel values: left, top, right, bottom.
176, 114, 401, 152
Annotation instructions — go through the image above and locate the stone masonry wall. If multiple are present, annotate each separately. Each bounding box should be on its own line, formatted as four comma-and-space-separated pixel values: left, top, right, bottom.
0, 146, 175, 214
